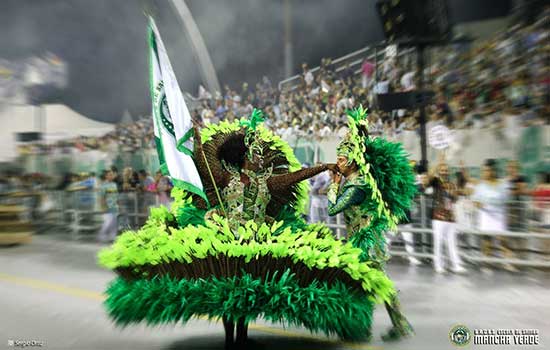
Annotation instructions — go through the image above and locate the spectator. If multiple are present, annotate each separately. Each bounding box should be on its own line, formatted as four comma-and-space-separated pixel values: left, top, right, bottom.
214, 99, 227, 120
80, 172, 98, 190
111, 166, 123, 192
155, 171, 173, 207
137, 170, 156, 218
336, 93, 354, 113
373, 74, 390, 95
424, 159, 466, 274
308, 164, 331, 224
319, 123, 333, 139
340, 63, 354, 83
122, 167, 138, 192
361, 58, 375, 88
472, 159, 513, 273
119, 167, 138, 229
302, 63, 314, 88
138, 170, 155, 192
506, 160, 529, 232
261, 76, 273, 92
400, 69, 416, 91
532, 172, 550, 230
56, 173, 74, 191
97, 169, 119, 243
454, 166, 476, 233
388, 162, 422, 266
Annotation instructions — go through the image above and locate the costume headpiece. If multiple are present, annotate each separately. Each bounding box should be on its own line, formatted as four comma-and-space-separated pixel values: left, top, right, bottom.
240, 108, 265, 161
336, 105, 369, 175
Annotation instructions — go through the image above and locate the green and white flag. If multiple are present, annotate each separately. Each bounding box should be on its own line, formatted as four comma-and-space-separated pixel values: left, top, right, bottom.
148, 17, 206, 201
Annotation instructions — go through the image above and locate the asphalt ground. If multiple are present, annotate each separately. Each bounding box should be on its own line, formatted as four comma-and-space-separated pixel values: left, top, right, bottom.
1, 234, 549, 350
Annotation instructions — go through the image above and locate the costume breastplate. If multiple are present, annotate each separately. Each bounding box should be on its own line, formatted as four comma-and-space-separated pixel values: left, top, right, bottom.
340, 174, 371, 233
220, 164, 273, 229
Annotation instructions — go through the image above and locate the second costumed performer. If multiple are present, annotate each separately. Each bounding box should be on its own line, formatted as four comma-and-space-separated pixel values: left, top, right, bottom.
327, 106, 416, 341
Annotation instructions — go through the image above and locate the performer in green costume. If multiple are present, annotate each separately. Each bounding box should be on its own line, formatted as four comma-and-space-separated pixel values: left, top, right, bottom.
98, 109, 400, 348
328, 106, 416, 341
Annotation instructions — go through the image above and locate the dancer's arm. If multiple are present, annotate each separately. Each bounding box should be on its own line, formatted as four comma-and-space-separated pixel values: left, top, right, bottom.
327, 186, 366, 216
267, 164, 337, 192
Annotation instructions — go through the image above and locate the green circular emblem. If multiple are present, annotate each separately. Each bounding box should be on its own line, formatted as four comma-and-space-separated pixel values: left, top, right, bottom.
157, 85, 175, 137
449, 325, 471, 347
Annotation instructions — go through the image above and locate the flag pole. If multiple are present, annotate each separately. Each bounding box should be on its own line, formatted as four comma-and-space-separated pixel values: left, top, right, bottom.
194, 126, 228, 218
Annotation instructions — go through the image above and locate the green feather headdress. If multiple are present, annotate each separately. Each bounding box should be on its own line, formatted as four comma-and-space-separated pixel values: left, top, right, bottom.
336, 105, 400, 232
337, 105, 369, 175
240, 108, 265, 160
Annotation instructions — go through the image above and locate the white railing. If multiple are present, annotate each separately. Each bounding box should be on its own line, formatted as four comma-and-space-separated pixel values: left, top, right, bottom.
316, 195, 550, 268
277, 44, 415, 92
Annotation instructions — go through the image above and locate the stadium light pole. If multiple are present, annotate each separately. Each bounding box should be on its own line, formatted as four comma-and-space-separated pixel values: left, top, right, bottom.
417, 44, 428, 170
283, 0, 294, 78
168, 0, 221, 94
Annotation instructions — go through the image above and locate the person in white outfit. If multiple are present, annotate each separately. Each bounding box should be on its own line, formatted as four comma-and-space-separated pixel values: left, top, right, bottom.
472, 159, 511, 272
424, 161, 466, 274
388, 164, 422, 265
389, 208, 422, 265
309, 167, 331, 224
454, 168, 476, 248
473, 163, 507, 227
97, 170, 119, 243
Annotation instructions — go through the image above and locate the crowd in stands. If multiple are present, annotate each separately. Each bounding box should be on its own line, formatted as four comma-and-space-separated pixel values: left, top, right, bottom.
190, 10, 548, 142
15, 9, 549, 158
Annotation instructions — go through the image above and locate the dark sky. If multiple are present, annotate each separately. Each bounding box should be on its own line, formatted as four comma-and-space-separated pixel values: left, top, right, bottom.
0, 0, 511, 122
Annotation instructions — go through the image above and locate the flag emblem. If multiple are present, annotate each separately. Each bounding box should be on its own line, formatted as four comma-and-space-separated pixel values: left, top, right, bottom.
156, 82, 175, 137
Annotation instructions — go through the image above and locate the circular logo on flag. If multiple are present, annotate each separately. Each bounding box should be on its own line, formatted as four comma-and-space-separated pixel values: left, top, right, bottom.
157, 83, 175, 137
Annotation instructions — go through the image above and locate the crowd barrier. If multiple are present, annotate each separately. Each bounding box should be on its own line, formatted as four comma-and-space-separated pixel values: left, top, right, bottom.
0, 189, 159, 240
323, 196, 550, 268
2, 189, 549, 268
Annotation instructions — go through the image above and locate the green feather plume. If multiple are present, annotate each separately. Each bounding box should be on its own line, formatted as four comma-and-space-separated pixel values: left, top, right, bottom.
239, 108, 265, 131
104, 272, 374, 341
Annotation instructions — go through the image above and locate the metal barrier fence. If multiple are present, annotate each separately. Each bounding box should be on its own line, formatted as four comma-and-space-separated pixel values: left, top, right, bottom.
317, 196, 550, 268
0, 190, 160, 240
2, 189, 549, 268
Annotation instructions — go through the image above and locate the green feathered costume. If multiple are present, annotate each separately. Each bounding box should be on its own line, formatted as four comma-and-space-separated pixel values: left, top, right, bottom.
97, 108, 416, 347
327, 105, 416, 340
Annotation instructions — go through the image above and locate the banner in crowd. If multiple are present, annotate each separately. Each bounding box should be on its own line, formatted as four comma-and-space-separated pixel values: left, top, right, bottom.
148, 17, 206, 201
